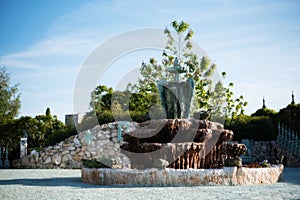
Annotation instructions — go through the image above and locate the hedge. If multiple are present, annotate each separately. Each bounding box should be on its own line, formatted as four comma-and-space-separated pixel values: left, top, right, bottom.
225, 115, 277, 141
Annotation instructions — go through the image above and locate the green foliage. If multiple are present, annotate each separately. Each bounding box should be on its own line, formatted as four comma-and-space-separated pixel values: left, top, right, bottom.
45, 107, 51, 117
251, 108, 277, 117
0, 67, 21, 122
0, 108, 69, 161
225, 115, 277, 141
46, 125, 77, 146
210, 73, 248, 119
125, 20, 247, 119
247, 160, 272, 168
80, 109, 150, 129
90, 85, 113, 113
223, 104, 300, 141
82, 158, 102, 168
87, 84, 157, 126
82, 158, 115, 168
223, 80, 248, 118
277, 103, 300, 134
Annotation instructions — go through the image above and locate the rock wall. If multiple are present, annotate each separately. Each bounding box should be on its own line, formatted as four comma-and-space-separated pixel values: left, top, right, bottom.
242, 140, 300, 167
13, 122, 131, 169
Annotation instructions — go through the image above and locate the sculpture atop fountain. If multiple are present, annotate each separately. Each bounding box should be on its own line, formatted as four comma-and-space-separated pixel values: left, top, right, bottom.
157, 57, 194, 119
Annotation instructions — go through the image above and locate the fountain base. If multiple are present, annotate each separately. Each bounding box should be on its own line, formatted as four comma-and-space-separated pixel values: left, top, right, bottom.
81, 164, 283, 186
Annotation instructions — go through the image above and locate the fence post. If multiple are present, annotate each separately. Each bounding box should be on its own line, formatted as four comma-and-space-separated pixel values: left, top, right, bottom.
4, 145, 10, 169
0, 147, 3, 168
295, 133, 300, 157
291, 130, 296, 155
284, 126, 289, 149
277, 123, 281, 143
288, 128, 292, 153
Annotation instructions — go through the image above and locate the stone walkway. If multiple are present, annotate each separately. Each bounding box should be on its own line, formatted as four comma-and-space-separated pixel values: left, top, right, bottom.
0, 168, 299, 200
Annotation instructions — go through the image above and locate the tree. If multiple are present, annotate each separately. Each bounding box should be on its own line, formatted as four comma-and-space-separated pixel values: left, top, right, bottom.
0, 67, 21, 122
277, 103, 300, 135
127, 21, 247, 119
0, 113, 69, 161
90, 85, 113, 113
86, 85, 152, 125
45, 107, 51, 117
251, 108, 277, 117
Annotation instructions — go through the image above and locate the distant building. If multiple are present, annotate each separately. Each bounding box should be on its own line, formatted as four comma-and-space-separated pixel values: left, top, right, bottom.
65, 113, 84, 126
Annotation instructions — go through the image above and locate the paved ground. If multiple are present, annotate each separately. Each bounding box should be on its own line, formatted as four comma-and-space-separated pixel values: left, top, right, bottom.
0, 168, 299, 200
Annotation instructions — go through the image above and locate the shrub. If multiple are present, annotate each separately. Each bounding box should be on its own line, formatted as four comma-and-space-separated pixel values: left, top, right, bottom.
277, 103, 300, 135
251, 108, 277, 117
225, 115, 277, 141
45, 126, 77, 146
82, 158, 115, 168
79, 110, 150, 131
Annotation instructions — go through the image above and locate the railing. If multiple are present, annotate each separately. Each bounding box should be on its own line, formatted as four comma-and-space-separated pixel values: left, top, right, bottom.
277, 123, 300, 158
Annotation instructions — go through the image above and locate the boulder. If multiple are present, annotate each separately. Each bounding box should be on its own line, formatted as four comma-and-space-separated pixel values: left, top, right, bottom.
153, 158, 169, 169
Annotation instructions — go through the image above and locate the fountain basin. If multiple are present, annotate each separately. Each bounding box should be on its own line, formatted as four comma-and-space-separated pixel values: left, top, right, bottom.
81, 164, 283, 186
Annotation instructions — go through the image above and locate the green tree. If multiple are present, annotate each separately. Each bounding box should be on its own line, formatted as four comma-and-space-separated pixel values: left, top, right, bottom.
277, 103, 300, 135
221, 72, 248, 118
45, 107, 51, 117
0, 67, 21, 122
251, 108, 277, 117
127, 21, 247, 119
34, 109, 65, 147
90, 85, 113, 113
0, 114, 70, 161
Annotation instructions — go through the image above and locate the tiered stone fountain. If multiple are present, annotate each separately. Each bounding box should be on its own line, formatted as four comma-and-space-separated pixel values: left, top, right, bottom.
121, 119, 242, 170
120, 57, 246, 170
81, 58, 284, 186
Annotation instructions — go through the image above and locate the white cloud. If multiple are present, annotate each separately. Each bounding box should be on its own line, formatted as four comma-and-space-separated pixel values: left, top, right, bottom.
1, 36, 95, 70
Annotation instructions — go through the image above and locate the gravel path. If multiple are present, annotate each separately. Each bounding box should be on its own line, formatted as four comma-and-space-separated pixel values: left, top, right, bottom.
0, 168, 299, 200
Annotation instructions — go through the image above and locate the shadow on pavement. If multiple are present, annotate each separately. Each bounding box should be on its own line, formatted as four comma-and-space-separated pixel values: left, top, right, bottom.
0, 177, 162, 188
0, 177, 102, 188
279, 168, 300, 185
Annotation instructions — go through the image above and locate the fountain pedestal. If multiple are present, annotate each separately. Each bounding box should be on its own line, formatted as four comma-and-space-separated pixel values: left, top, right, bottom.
82, 164, 284, 186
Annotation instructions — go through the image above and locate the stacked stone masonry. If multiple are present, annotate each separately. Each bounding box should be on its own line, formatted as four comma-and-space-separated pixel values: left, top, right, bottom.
245, 140, 300, 167
13, 122, 131, 169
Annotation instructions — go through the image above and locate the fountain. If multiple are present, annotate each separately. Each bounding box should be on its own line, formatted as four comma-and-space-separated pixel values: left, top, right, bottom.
119, 58, 246, 170
81, 57, 284, 186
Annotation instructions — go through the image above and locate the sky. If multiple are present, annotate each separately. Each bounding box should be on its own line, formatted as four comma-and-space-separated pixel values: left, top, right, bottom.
0, 0, 299, 121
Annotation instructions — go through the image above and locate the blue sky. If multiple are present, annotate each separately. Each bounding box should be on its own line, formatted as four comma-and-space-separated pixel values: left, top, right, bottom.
1, 0, 299, 121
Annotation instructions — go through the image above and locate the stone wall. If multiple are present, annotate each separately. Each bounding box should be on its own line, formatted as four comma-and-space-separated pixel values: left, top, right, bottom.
241, 140, 300, 167
13, 122, 131, 169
